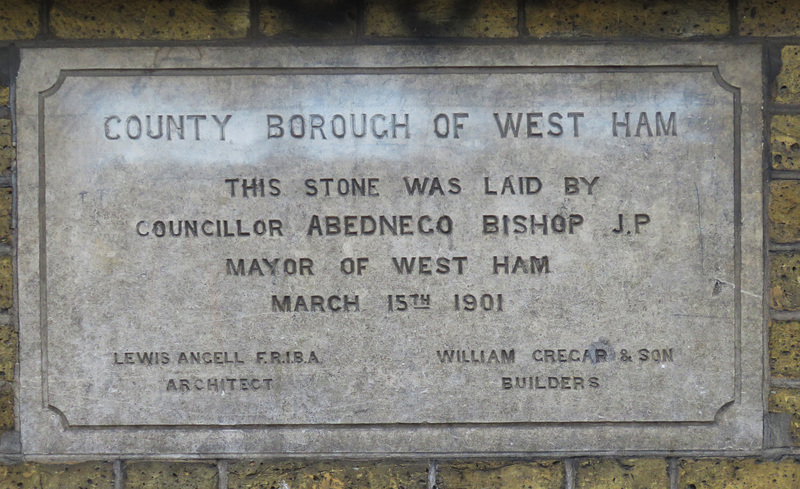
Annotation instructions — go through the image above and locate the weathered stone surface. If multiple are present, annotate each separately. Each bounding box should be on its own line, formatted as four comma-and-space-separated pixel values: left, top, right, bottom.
771, 321, 800, 378
261, 0, 356, 38
526, 0, 728, 38
0, 87, 8, 106
681, 458, 800, 488
740, 0, 800, 36
576, 459, 668, 489
28, 53, 746, 426
437, 461, 563, 489
15, 45, 764, 456
772, 116, 800, 170
771, 254, 800, 310
0, 0, 39, 40
51, 0, 249, 40
775, 46, 800, 104
125, 462, 217, 489
770, 181, 800, 243
228, 461, 427, 489
0, 326, 16, 382
365, 0, 517, 37
43, 68, 737, 427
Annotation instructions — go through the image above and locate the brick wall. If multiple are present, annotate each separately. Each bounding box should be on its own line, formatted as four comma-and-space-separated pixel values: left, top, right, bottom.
1, 0, 799, 487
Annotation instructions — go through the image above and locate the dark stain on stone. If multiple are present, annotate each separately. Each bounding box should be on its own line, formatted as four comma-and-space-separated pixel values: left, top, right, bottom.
265, 0, 358, 30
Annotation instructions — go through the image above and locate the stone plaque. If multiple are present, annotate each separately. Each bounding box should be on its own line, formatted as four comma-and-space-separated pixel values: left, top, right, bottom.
17, 46, 764, 457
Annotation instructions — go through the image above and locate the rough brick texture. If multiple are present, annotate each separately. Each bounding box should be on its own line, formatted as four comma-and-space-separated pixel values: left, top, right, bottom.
776, 46, 800, 104
740, 0, 800, 36
770, 181, 800, 243
681, 458, 800, 488
0, 326, 15, 383
260, 0, 357, 38
0, 0, 39, 40
365, 0, 517, 37
771, 254, 800, 310
771, 321, 800, 378
576, 459, 668, 488
0, 381, 12, 430
772, 116, 800, 170
0, 87, 8, 106
0, 256, 11, 310
0, 463, 38, 487
770, 390, 800, 445
50, 0, 249, 40
124, 462, 217, 489
773, 254, 800, 307
40, 462, 115, 489
527, 0, 728, 38
0, 188, 11, 247
0, 462, 114, 488
0, 119, 13, 175
228, 461, 428, 489
436, 461, 564, 489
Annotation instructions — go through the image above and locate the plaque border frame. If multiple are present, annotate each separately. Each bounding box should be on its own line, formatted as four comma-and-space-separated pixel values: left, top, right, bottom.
14, 45, 765, 458
37, 65, 743, 429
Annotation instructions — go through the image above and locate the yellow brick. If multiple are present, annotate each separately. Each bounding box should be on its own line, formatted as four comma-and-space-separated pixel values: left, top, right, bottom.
772, 116, 800, 170
770, 181, 800, 243
575, 459, 667, 489
437, 461, 563, 489
0, 87, 8, 107
0, 383, 12, 430
228, 461, 428, 489
527, 0, 728, 38
770, 390, 800, 445
261, 1, 356, 38
0, 148, 12, 175
0, 256, 11, 310
0, 120, 10, 145
0, 119, 12, 175
0, 188, 11, 247
365, 0, 517, 38
740, 0, 800, 36
771, 321, 800, 378
0, 0, 39, 40
40, 462, 114, 489
0, 148, 10, 179
681, 458, 800, 488
771, 254, 800, 310
51, 0, 249, 40
771, 390, 800, 442
0, 463, 40, 488
0, 463, 112, 489
776, 46, 800, 104
125, 462, 217, 489
0, 326, 15, 383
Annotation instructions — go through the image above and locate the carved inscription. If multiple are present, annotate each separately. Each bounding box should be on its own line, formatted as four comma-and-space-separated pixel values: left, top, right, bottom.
40, 68, 741, 426
121, 108, 671, 398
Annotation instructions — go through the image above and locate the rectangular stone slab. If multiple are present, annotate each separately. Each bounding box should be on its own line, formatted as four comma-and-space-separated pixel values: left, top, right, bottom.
15, 45, 764, 457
